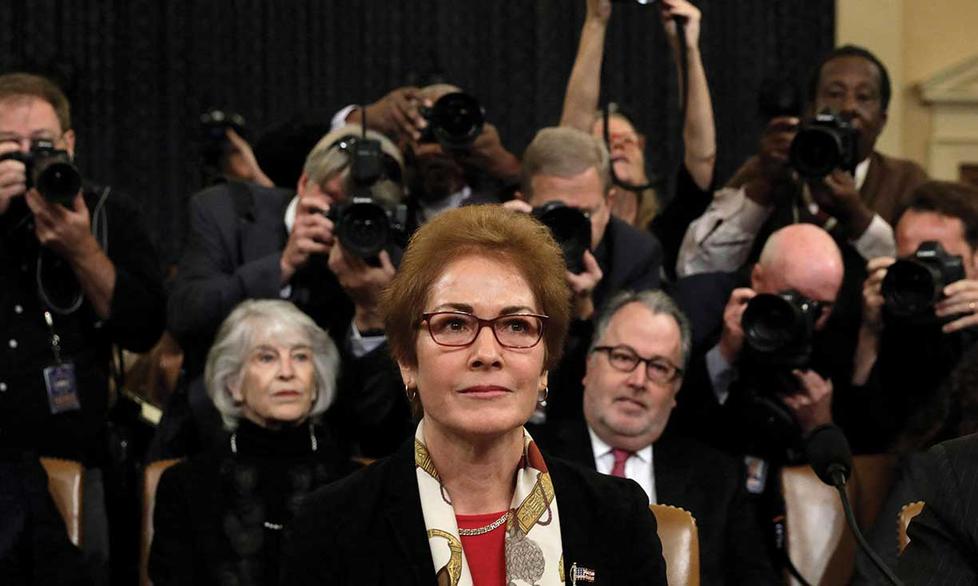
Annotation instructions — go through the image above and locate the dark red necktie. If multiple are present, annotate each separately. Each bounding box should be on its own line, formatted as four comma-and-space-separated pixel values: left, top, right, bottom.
610, 448, 632, 478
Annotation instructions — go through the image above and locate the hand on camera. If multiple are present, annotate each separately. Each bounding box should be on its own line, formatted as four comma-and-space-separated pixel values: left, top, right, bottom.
808, 169, 874, 238
355, 86, 428, 143
661, 0, 702, 49
937, 278, 978, 333
224, 129, 274, 188
861, 256, 895, 333
25, 190, 98, 264
744, 117, 799, 205
280, 190, 335, 284
328, 244, 396, 331
718, 287, 757, 363
0, 141, 27, 213
783, 369, 833, 434
566, 250, 603, 320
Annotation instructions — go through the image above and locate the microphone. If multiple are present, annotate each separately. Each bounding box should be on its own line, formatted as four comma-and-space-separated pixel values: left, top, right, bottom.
803, 425, 904, 586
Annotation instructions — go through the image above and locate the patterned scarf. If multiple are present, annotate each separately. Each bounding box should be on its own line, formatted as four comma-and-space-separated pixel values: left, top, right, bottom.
414, 421, 565, 586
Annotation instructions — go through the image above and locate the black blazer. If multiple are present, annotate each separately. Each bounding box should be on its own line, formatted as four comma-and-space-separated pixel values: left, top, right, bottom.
593, 216, 663, 312
898, 433, 978, 585
280, 437, 667, 585
533, 419, 780, 585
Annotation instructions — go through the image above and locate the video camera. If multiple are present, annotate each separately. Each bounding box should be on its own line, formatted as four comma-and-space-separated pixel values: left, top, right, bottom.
789, 111, 859, 178
0, 139, 81, 206
882, 240, 965, 321
418, 92, 485, 151
326, 135, 407, 263
532, 201, 591, 274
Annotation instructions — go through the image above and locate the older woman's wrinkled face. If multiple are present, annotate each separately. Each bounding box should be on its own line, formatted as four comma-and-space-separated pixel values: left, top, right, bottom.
401, 254, 549, 440
230, 331, 317, 429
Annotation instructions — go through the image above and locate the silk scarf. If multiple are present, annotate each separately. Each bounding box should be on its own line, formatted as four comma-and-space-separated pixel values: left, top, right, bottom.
414, 420, 565, 586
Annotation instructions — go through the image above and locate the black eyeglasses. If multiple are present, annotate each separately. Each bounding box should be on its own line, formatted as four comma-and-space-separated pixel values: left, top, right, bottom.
420, 311, 549, 349
592, 345, 683, 384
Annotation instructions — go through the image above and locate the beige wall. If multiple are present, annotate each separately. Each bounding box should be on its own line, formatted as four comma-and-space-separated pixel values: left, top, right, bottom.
836, 0, 978, 166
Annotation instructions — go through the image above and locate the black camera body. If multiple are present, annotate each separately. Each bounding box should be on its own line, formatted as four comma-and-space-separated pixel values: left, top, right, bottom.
882, 240, 965, 321
789, 111, 859, 178
0, 140, 81, 206
418, 92, 485, 151
199, 109, 246, 165
532, 200, 591, 274
327, 135, 406, 263
742, 290, 824, 370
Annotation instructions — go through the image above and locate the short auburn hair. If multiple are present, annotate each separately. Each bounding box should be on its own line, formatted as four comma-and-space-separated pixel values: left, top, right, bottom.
0, 73, 71, 131
382, 205, 571, 371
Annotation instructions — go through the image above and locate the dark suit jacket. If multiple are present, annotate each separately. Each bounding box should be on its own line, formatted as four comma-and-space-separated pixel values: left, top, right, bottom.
532, 419, 779, 585
281, 437, 667, 585
593, 216, 663, 311
898, 433, 978, 585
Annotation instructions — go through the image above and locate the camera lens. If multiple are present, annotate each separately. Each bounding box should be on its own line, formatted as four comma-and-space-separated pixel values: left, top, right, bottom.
533, 202, 591, 274
35, 160, 82, 206
789, 126, 842, 178
430, 93, 485, 150
881, 260, 943, 317
335, 201, 390, 259
743, 294, 802, 354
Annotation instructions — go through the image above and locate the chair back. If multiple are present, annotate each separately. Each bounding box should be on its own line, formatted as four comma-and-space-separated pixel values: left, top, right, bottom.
650, 504, 700, 586
897, 501, 925, 554
140, 458, 182, 586
780, 454, 896, 586
39, 457, 84, 547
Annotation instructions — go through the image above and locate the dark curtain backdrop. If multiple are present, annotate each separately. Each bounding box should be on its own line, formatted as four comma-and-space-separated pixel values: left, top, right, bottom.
0, 1, 834, 265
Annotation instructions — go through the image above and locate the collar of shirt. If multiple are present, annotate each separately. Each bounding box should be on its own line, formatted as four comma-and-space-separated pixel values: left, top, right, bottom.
284, 195, 299, 233
587, 425, 656, 503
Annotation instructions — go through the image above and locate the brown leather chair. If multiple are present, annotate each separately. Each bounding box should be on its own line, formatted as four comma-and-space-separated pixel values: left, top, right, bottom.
781, 454, 897, 586
39, 457, 84, 547
140, 459, 182, 586
650, 504, 700, 586
897, 501, 925, 554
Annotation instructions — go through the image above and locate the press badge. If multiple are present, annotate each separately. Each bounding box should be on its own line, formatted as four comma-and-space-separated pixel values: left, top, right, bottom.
44, 362, 82, 414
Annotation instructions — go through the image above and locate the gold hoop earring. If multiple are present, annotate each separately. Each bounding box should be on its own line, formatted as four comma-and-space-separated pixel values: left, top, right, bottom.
538, 386, 549, 406
405, 385, 418, 402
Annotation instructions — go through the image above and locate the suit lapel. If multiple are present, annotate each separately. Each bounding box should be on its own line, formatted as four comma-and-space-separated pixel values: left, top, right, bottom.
651, 434, 693, 506
239, 187, 290, 263
381, 441, 436, 586
551, 419, 599, 471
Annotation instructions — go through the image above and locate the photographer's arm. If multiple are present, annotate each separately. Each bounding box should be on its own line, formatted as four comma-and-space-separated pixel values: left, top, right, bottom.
852, 257, 892, 385
559, 0, 611, 132
25, 190, 115, 319
662, 0, 715, 190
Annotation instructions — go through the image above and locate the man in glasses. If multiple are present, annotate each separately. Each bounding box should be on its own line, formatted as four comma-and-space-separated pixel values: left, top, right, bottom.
534, 290, 779, 585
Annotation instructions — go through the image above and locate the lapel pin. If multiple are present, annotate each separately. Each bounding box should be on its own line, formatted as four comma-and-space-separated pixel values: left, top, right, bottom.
570, 562, 596, 584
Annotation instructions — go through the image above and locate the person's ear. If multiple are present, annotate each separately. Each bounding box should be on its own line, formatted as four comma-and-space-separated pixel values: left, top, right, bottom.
750, 263, 764, 291
62, 129, 76, 158
397, 360, 417, 391
296, 173, 310, 197
606, 186, 618, 207
228, 378, 243, 404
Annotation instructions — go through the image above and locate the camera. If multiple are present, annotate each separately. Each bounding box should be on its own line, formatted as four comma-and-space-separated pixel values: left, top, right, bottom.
532, 201, 591, 274
742, 290, 824, 369
326, 134, 406, 262
788, 111, 859, 178
200, 109, 246, 165
882, 241, 965, 320
0, 139, 81, 206
418, 92, 485, 150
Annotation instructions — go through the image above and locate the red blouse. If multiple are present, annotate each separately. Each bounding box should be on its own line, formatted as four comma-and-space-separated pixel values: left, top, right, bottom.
456, 511, 508, 585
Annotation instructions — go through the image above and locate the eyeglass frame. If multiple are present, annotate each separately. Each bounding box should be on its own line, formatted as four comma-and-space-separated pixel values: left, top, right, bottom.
419, 311, 549, 349
591, 344, 684, 384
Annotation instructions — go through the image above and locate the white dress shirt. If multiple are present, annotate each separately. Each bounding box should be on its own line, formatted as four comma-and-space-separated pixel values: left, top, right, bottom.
588, 426, 657, 504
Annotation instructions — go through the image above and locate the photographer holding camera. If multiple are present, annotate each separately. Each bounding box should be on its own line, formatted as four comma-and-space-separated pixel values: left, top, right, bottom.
165, 124, 412, 458
848, 181, 978, 452
677, 45, 927, 278
335, 83, 521, 226
0, 73, 165, 576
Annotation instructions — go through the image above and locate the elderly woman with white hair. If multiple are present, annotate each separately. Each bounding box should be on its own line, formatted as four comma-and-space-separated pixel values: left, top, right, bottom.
149, 299, 353, 586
